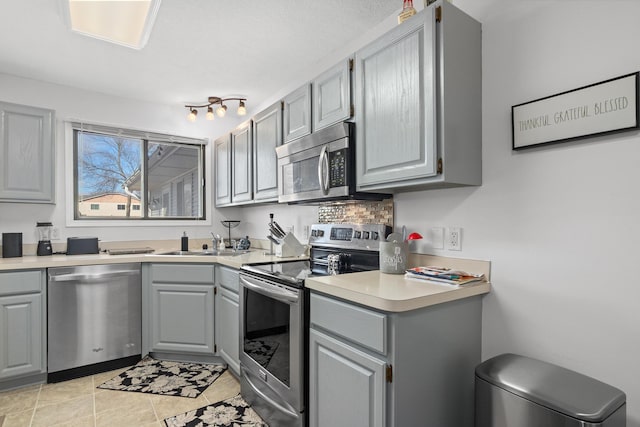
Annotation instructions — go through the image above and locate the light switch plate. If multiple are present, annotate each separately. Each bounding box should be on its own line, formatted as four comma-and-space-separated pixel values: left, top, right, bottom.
429, 227, 444, 249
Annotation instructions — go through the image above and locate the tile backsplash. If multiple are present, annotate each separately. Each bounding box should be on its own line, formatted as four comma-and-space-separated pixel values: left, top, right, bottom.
318, 199, 393, 226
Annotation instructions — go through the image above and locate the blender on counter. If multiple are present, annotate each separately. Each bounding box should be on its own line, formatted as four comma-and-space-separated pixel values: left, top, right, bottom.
36, 222, 53, 256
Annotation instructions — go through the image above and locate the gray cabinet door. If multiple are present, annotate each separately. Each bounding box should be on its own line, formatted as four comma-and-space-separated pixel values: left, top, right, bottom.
215, 287, 240, 376
252, 102, 282, 202
309, 328, 386, 427
0, 293, 43, 379
355, 10, 437, 190
231, 121, 253, 204
214, 134, 232, 206
0, 101, 55, 203
312, 59, 352, 132
150, 282, 215, 354
283, 83, 312, 143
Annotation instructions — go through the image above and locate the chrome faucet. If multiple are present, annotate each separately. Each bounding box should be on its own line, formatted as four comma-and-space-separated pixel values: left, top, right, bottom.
211, 232, 222, 251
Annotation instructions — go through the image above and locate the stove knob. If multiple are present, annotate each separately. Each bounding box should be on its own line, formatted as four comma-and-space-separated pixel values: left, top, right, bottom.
318, 230, 324, 237
363, 231, 370, 239
371, 231, 379, 240
311, 230, 317, 237
354, 231, 362, 239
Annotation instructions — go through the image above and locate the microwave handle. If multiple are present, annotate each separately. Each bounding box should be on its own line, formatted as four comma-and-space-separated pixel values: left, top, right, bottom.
318, 145, 330, 195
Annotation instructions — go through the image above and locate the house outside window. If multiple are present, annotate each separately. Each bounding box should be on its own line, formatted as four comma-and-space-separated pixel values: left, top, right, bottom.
72, 123, 206, 220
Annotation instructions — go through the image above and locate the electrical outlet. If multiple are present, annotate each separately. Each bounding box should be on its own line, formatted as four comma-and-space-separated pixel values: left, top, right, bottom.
52, 227, 60, 240
429, 227, 444, 249
447, 227, 462, 251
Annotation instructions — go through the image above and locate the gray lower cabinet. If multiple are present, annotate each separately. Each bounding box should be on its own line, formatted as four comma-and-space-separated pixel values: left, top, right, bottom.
283, 83, 312, 143
214, 265, 240, 376
309, 291, 483, 427
214, 134, 232, 206
355, 3, 482, 192
0, 101, 55, 203
146, 264, 215, 355
0, 270, 46, 388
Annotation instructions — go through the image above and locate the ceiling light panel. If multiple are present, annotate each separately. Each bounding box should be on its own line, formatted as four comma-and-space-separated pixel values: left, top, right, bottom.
65, 0, 161, 49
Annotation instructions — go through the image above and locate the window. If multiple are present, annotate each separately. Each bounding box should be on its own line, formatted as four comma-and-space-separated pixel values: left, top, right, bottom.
72, 123, 206, 220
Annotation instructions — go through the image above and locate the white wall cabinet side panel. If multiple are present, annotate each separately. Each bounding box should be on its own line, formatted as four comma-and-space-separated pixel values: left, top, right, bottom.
252, 102, 282, 202
231, 121, 253, 204
312, 59, 352, 132
0, 102, 55, 203
214, 134, 232, 207
283, 84, 312, 143
309, 329, 386, 427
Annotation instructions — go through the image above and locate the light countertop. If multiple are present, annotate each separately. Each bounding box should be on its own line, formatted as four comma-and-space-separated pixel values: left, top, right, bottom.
305, 271, 490, 312
0, 250, 307, 271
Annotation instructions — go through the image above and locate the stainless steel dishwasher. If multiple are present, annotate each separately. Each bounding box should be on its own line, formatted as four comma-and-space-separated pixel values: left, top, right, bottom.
47, 263, 142, 382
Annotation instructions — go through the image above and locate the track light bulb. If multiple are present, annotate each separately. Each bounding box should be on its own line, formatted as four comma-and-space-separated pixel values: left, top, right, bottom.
216, 104, 227, 117
187, 108, 197, 122
206, 106, 215, 120
237, 100, 247, 116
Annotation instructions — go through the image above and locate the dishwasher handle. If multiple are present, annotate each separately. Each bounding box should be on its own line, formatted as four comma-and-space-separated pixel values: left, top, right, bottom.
48, 269, 140, 283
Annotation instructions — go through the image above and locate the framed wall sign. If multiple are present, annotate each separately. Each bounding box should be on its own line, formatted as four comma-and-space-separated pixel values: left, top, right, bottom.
512, 72, 639, 150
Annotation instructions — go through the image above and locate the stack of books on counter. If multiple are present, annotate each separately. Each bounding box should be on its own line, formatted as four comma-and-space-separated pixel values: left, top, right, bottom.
405, 266, 486, 287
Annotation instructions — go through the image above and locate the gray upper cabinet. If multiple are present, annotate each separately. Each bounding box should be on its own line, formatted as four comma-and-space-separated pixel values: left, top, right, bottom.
355, 3, 481, 192
283, 83, 312, 143
231, 121, 253, 204
312, 59, 352, 132
214, 133, 232, 207
252, 102, 282, 202
0, 101, 55, 204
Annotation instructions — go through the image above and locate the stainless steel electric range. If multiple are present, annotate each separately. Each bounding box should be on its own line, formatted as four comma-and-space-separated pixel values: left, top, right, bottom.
239, 223, 391, 427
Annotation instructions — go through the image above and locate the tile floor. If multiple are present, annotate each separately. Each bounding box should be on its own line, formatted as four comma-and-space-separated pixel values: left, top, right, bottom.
0, 367, 241, 427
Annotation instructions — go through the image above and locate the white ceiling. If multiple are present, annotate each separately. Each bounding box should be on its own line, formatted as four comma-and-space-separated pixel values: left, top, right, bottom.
0, 0, 406, 110
0, 0, 502, 114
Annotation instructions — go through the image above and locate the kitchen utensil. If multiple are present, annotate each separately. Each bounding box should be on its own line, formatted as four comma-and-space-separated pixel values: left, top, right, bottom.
221, 220, 240, 248
36, 222, 53, 256
273, 221, 286, 237
401, 225, 407, 242
267, 235, 281, 245
269, 223, 285, 239
387, 232, 403, 243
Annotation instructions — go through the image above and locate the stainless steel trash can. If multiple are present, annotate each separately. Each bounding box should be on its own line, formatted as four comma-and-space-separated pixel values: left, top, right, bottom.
475, 354, 626, 427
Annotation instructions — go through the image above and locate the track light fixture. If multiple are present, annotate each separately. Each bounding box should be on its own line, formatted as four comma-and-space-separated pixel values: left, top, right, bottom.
185, 96, 247, 122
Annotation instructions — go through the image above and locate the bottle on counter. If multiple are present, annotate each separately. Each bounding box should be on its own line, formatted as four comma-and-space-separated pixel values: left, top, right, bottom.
181, 232, 189, 251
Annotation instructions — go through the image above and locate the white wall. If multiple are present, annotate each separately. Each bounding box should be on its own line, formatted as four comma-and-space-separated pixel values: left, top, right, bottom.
395, 1, 640, 424
0, 73, 244, 244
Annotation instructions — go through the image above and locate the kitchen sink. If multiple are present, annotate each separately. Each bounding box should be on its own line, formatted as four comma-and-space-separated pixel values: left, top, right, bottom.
155, 250, 249, 256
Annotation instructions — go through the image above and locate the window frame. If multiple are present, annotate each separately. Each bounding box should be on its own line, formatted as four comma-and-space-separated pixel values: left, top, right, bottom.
65, 121, 211, 227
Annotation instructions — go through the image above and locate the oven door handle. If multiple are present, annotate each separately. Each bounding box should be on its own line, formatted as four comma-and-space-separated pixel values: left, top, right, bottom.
240, 275, 299, 304
241, 366, 300, 419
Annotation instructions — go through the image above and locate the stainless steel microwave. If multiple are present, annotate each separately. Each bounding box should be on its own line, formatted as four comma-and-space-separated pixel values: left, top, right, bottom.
275, 122, 390, 204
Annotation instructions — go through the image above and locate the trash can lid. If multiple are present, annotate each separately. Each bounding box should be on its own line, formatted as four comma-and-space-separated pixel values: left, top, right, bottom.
476, 353, 626, 423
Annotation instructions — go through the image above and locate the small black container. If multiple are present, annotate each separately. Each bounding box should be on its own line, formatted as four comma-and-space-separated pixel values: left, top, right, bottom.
2, 233, 23, 258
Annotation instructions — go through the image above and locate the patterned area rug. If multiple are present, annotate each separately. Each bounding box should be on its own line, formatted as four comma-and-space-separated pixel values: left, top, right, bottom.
164, 394, 267, 427
98, 356, 226, 398
244, 339, 279, 368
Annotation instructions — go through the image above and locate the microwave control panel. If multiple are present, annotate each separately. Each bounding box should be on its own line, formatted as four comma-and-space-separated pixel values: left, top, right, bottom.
329, 149, 347, 188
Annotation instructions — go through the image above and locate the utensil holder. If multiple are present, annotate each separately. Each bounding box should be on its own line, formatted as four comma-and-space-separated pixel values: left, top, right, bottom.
379, 241, 408, 274
276, 233, 305, 258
